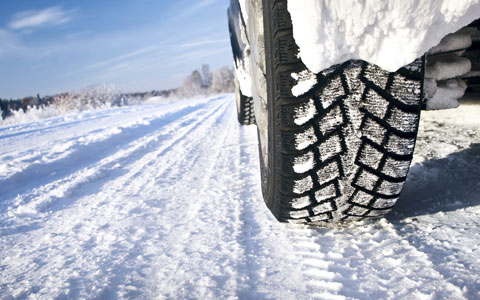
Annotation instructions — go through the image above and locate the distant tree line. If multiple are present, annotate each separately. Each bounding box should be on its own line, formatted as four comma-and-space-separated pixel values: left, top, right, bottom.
0, 65, 234, 120
177, 65, 234, 97
0, 94, 55, 119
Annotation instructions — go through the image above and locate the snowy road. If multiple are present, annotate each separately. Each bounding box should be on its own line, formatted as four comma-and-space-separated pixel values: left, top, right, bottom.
1, 95, 479, 299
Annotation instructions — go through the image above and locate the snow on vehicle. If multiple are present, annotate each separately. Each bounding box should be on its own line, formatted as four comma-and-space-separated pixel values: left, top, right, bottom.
228, 0, 480, 224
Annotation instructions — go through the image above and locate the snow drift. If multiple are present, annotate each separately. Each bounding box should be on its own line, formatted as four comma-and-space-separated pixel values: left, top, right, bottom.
288, 0, 480, 72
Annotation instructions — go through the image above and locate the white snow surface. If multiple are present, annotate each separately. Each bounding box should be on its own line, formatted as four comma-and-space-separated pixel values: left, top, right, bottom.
291, 70, 318, 97
426, 79, 466, 110
288, 0, 480, 73
1, 95, 480, 299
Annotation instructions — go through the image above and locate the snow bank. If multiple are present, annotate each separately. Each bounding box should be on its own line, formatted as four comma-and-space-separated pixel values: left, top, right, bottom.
0, 93, 181, 127
288, 0, 480, 73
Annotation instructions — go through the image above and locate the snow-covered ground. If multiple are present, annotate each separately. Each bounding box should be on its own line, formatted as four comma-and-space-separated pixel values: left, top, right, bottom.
0, 94, 479, 299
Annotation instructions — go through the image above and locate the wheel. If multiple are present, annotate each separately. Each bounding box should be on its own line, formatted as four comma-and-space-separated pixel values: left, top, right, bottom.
234, 71, 256, 125
260, 0, 424, 223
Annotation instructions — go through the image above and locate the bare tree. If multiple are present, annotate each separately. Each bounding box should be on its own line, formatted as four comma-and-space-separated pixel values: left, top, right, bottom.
210, 66, 234, 94
201, 64, 212, 88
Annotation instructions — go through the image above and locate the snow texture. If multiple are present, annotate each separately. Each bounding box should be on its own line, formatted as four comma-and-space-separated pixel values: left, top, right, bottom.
291, 70, 318, 96
428, 31, 472, 55
0, 95, 479, 299
233, 1, 253, 98
234, 59, 253, 97
426, 54, 471, 81
293, 98, 317, 125
287, 0, 480, 73
426, 79, 466, 110
423, 28, 473, 109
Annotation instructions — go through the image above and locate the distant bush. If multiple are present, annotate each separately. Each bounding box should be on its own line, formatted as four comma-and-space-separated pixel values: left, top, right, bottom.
0, 65, 234, 125
0, 85, 123, 125
52, 85, 120, 112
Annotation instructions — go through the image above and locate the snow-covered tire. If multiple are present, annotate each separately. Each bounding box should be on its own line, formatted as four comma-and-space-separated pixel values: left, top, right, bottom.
235, 74, 256, 125
261, 0, 424, 223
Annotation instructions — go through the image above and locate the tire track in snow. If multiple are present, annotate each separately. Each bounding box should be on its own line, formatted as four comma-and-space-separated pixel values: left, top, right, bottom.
0, 98, 229, 223
0, 96, 234, 299
145, 97, 306, 299
282, 220, 466, 300
0, 98, 217, 182
0, 100, 217, 202
228, 124, 305, 299
146, 98, 248, 299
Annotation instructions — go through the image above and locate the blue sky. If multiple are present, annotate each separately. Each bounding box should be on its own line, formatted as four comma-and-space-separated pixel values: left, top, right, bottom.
0, 0, 233, 99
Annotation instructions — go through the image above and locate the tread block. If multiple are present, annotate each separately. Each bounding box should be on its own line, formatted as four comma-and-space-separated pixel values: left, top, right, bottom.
314, 182, 338, 201
317, 105, 345, 135
343, 63, 364, 91
281, 174, 313, 195
292, 150, 315, 174
316, 160, 340, 185
362, 118, 387, 145
289, 195, 312, 209
390, 73, 422, 106
363, 64, 390, 89
347, 206, 369, 216
276, 71, 294, 98
355, 169, 379, 191
312, 201, 334, 214
316, 76, 345, 109
377, 180, 404, 196
387, 107, 419, 133
381, 157, 410, 178
289, 209, 310, 219
286, 98, 318, 126
358, 143, 384, 169
309, 213, 332, 222
318, 132, 343, 162
385, 134, 416, 156
362, 88, 390, 119
351, 190, 373, 206
288, 126, 318, 151
372, 197, 398, 209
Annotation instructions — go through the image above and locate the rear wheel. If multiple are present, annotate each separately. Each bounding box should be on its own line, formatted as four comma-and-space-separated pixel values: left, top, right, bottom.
261, 0, 424, 223
235, 72, 256, 125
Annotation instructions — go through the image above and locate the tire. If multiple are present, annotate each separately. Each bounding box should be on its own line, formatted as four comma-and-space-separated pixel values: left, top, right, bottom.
261, 0, 424, 223
235, 73, 256, 125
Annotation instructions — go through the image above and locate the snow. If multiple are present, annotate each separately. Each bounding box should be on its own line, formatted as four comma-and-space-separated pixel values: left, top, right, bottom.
288, 0, 480, 73
426, 78, 466, 110
233, 1, 253, 98
291, 70, 317, 96
427, 30, 472, 55
426, 54, 471, 81
1, 95, 480, 299
293, 98, 317, 125
238, 0, 249, 24
293, 151, 315, 174
234, 59, 253, 97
